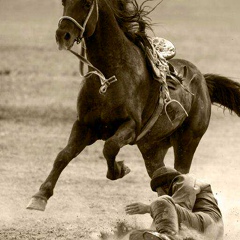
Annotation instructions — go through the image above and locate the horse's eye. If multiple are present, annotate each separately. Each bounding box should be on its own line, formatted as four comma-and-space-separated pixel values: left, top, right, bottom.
85, 0, 92, 9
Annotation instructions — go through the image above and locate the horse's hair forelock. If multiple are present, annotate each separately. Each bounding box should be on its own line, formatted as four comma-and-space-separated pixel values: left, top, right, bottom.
108, 0, 161, 43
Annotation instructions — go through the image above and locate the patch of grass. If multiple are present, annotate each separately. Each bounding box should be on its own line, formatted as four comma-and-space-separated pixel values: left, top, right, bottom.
0, 104, 76, 125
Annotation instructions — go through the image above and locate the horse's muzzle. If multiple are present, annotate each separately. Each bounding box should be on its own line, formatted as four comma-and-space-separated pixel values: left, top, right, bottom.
55, 28, 75, 50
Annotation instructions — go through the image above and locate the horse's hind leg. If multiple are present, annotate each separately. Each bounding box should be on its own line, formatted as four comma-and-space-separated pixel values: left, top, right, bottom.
103, 120, 136, 180
137, 138, 171, 178
27, 120, 97, 211
170, 127, 203, 174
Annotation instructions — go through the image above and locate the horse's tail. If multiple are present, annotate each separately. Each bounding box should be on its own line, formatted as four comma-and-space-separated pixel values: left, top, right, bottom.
204, 74, 240, 116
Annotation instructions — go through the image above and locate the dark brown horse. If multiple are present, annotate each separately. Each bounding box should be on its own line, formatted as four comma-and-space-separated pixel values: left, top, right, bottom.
27, 0, 240, 211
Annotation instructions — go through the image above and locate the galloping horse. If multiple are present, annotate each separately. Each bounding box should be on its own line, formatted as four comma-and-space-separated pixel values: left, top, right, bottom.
27, 0, 240, 211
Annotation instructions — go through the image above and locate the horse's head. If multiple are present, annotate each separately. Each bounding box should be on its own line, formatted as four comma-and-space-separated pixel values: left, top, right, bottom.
56, 0, 99, 50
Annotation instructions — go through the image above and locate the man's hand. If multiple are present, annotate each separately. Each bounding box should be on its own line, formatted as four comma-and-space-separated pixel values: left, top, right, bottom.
125, 202, 150, 215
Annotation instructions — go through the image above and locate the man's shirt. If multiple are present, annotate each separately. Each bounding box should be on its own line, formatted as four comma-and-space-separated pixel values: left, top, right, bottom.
170, 174, 222, 221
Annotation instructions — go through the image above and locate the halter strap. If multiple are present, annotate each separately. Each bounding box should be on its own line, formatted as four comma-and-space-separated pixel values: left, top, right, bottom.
58, 16, 85, 32
58, 0, 98, 40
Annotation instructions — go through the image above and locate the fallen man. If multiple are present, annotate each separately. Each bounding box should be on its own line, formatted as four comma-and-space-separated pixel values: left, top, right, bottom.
125, 166, 224, 240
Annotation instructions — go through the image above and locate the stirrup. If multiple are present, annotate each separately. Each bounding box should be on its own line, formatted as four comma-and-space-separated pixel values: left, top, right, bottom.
164, 98, 188, 123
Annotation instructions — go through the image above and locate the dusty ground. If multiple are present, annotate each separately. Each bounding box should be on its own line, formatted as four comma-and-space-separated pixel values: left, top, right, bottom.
0, 0, 240, 239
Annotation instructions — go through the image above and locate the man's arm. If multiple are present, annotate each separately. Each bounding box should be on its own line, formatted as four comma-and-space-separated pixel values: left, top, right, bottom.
125, 202, 151, 215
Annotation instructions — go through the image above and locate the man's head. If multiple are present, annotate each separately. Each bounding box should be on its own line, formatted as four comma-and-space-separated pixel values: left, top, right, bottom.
150, 166, 181, 195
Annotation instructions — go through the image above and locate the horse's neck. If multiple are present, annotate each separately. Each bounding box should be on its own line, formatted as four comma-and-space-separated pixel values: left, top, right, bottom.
84, 2, 136, 71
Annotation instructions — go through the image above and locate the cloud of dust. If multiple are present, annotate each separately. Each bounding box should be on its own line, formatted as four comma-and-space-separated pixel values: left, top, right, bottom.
93, 220, 224, 240
91, 219, 140, 240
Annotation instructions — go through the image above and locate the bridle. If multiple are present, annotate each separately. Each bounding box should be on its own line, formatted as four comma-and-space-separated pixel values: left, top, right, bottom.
58, 0, 99, 43
57, 0, 117, 95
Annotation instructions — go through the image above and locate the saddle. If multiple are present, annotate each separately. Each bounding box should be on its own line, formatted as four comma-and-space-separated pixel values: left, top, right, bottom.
144, 37, 185, 83
136, 37, 190, 142
146, 37, 176, 81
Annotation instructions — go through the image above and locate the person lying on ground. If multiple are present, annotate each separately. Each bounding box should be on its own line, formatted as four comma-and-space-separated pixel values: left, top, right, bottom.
125, 166, 224, 240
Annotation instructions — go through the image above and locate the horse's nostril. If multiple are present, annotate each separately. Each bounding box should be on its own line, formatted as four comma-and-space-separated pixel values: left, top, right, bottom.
64, 32, 71, 41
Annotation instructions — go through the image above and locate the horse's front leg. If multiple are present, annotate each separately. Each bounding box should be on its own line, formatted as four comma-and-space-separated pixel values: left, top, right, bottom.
103, 120, 136, 180
27, 120, 97, 211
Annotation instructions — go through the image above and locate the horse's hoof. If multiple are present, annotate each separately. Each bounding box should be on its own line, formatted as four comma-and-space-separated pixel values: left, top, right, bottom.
117, 160, 131, 178
106, 172, 115, 180
121, 162, 131, 176
26, 197, 47, 211
106, 161, 131, 180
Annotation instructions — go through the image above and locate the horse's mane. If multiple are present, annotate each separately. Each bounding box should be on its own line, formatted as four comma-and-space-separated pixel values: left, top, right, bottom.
107, 0, 161, 46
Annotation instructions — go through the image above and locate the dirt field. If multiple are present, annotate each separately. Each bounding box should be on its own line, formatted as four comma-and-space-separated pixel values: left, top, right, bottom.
0, 0, 240, 239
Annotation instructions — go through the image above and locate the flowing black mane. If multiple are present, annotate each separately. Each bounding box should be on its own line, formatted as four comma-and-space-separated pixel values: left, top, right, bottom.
107, 0, 159, 45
